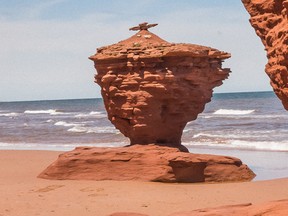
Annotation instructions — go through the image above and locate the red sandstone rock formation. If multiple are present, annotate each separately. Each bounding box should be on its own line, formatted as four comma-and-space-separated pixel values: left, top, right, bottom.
39, 24, 255, 183
38, 144, 255, 183
89, 23, 231, 149
242, 0, 288, 110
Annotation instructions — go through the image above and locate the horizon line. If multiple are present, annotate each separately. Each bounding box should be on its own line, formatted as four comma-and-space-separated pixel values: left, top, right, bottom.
0, 90, 274, 103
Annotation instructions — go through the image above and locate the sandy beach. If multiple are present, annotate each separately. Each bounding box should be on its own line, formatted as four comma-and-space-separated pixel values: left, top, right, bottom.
1, 150, 287, 216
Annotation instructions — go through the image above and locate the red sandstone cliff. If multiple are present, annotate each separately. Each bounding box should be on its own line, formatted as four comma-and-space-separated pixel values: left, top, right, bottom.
242, 0, 288, 110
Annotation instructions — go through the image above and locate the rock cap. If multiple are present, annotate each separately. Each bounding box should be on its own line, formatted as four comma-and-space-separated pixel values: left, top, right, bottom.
89, 23, 231, 61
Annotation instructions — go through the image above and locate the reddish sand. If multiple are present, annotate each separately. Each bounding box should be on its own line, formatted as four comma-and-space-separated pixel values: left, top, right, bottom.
0, 150, 287, 216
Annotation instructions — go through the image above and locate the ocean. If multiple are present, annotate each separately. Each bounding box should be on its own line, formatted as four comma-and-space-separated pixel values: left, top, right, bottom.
1, 91, 287, 180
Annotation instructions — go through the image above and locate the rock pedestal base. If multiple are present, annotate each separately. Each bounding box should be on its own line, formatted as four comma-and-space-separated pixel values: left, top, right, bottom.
38, 144, 255, 183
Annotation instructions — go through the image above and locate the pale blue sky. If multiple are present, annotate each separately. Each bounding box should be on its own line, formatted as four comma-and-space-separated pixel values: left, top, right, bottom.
0, 0, 269, 101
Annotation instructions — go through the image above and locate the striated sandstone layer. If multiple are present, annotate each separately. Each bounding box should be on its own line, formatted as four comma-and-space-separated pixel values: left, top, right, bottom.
38, 144, 255, 183
242, 0, 288, 110
89, 23, 231, 148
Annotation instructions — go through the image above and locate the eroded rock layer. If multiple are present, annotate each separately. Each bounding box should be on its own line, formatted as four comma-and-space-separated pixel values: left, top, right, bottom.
89, 26, 231, 147
242, 0, 288, 110
38, 144, 255, 183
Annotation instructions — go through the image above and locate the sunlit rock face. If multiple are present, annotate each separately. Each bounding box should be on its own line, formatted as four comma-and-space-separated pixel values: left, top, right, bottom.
38, 144, 255, 183
89, 23, 231, 150
242, 0, 288, 110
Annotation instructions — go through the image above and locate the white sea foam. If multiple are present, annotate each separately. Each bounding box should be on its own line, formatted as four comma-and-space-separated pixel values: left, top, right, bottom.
86, 126, 118, 134
184, 140, 288, 152
0, 142, 126, 151
0, 112, 19, 117
24, 109, 63, 115
191, 131, 278, 140
54, 121, 83, 127
230, 140, 288, 151
89, 111, 103, 115
67, 126, 118, 134
202, 116, 213, 119
75, 114, 89, 118
253, 114, 288, 119
67, 127, 87, 133
201, 113, 287, 119
75, 111, 106, 118
193, 133, 221, 138
213, 109, 255, 115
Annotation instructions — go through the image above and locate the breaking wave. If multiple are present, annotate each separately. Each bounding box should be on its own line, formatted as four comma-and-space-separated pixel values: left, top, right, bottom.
68, 126, 118, 134
53, 120, 117, 134
0, 142, 126, 151
191, 132, 273, 139
184, 140, 288, 152
213, 109, 255, 115
24, 109, 63, 115
75, 111, 106, 118
54, 121, 84, 127
0, 112, 19, 117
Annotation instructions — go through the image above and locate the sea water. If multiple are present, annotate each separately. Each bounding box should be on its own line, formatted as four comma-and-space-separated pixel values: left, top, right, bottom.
0, 91, 287, 180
